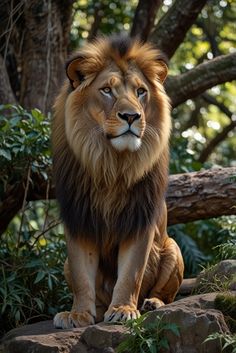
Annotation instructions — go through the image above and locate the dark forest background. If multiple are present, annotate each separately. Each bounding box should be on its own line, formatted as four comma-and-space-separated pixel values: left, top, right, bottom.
0, 0, 235, 335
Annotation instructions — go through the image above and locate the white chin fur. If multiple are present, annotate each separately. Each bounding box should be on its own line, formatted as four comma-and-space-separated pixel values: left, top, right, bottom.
110, 135, 142, 152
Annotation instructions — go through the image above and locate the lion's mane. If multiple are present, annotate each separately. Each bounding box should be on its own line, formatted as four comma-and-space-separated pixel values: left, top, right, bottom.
52, 36, 171, 252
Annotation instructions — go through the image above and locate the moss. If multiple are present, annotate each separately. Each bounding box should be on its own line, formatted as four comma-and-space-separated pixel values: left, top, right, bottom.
215, 293, 236, 333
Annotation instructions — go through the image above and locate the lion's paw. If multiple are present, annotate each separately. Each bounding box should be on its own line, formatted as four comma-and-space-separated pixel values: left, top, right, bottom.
141, 298, 165, 313
104, 305, 140, 323
53, 311, 95, 329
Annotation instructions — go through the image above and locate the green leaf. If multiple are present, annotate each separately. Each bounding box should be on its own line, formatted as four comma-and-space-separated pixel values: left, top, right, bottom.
0, 149, 11, 160
34, 271, 46, 284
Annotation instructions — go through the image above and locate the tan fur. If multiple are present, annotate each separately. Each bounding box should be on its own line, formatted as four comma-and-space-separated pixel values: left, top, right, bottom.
52, 36, 184, 328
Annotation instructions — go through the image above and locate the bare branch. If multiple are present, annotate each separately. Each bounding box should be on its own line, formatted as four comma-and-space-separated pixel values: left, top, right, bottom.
197, 19, 221, 57
198, 121, 236, 163
150, 0, 207, 58
165, 52, 236, 107
201, 93, 234, 119
130, 0, 162, 41
87, 3, 104, 41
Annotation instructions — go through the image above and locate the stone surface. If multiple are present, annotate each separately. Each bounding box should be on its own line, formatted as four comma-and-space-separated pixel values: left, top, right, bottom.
1, 293, 233, 353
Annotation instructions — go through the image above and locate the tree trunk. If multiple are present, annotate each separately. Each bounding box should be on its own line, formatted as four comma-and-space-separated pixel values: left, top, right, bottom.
130, 0, 162, 41
165, 52, 236, 108
19, 0, 74, 113
0, 55, 16, 105
0, 0, 74, 113
150, 0, 208, 58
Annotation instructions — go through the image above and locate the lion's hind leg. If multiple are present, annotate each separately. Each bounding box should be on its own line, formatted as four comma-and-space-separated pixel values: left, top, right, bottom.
141, 236, 184, 313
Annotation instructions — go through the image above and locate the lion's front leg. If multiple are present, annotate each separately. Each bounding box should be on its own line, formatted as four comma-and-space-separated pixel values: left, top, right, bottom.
104, 229, 155, 323
54, 235, 99, 329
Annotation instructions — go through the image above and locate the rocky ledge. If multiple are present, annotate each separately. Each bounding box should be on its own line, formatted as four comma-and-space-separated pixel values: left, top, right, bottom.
1, 260, 236, 353
1, 292, 234, 353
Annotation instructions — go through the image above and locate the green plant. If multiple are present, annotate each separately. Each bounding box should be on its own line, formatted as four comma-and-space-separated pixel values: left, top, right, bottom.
0, 224, 71, 336
116, 313, 179, 353
215, 240, 236, 262
0, 104, 51, 197
205, 332, 236, 353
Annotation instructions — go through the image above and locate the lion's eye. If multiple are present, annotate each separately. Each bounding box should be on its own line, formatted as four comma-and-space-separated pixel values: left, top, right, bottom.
137, 87, 147, 97
100, 87, 112, 95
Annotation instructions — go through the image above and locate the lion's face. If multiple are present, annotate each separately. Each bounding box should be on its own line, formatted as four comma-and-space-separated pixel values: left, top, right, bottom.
64, 37, 170, 158
84, 64, 150, 152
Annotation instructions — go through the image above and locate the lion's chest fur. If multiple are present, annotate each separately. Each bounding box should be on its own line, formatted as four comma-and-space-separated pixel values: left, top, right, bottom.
55, 151, 165, 247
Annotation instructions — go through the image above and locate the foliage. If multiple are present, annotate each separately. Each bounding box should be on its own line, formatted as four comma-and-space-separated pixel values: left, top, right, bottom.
70, 0, 138, 48
0, 105, 70, 337
116, 313, 179, 353
205, 332, 236, 353
0, 217, 71, 337
0, 104, 51, 197
168, 217, 236, 278
215, 239, 236, 262
194, 238, 236, 294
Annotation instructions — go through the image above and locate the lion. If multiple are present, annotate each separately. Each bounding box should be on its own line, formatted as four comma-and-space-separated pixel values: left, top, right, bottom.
52, 35, 184, 329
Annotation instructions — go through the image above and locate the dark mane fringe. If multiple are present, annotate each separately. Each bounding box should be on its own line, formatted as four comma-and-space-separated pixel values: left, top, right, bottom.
53, 136, 169, 249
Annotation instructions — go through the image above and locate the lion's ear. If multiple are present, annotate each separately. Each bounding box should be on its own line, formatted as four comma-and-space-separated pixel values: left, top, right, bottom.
66, 55, 86, 89
156, 52, 168, 83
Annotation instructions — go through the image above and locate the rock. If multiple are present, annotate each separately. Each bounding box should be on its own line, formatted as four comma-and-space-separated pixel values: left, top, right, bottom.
1, 293, 233, 353
150, 306, 229, 353
81, 324, 125, 349
0, 320, 125, 353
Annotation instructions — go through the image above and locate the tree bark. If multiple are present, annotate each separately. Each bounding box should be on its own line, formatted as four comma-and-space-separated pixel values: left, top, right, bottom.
150, 0, 208, 58
165, 52, 236, 107
1, 167, 236, 236
0, 55, 16, 105
130, 0, 162, 41
19, 0, 74, 113
167, 167, 236, 225
0, 0, 75, 113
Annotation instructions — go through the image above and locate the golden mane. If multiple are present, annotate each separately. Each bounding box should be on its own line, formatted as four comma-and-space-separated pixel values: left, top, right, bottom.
52, 36, 171, 247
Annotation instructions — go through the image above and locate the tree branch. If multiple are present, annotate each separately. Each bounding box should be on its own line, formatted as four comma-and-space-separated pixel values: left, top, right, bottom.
198, 121, 236, 163
201, 93, 234, 119
150, 0, 207, 58
167, 167, 236, 225
130, 0, 162, 41
197, 92, 236, 162
1, 168, 236, 235
87, 2, 104, 41
165, 52, 236, 107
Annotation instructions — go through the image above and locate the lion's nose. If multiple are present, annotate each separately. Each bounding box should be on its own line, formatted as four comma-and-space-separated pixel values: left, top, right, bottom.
118, 112, 141, 125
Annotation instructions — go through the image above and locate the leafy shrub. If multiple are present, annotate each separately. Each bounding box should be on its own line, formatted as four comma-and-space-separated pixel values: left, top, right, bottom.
116, 313, 179, 353
0, 105, 71, 336
0, 104, 51, 197
205, 332, 236, 353
0, 221, 71, 336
